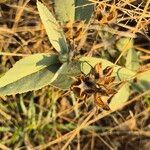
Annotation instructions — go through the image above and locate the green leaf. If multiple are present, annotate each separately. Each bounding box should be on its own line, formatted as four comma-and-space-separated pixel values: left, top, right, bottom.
136, 70, 150, 91
75, 0, 94, 22
51, 61, 81, 90
109, 83, 130, 111
51, 74, 73, 90
80, 57, 136, 81
0, 54, 60, 96
37, 1, 68, 54
54, 0, 75, 23
116, 38, 133, 53
125, 48, 140, 71
58, 53, 69, 63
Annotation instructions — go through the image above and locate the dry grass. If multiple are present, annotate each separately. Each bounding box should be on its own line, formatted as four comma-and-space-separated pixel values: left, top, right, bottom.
0, 0, 150, 149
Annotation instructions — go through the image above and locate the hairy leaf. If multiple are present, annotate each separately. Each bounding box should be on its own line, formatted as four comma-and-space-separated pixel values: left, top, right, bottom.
37, 1, 68, 53
126, 48, 140, 71
0, 54, 60, 96
109, 83, 130, 111
51, 61, 81, 90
